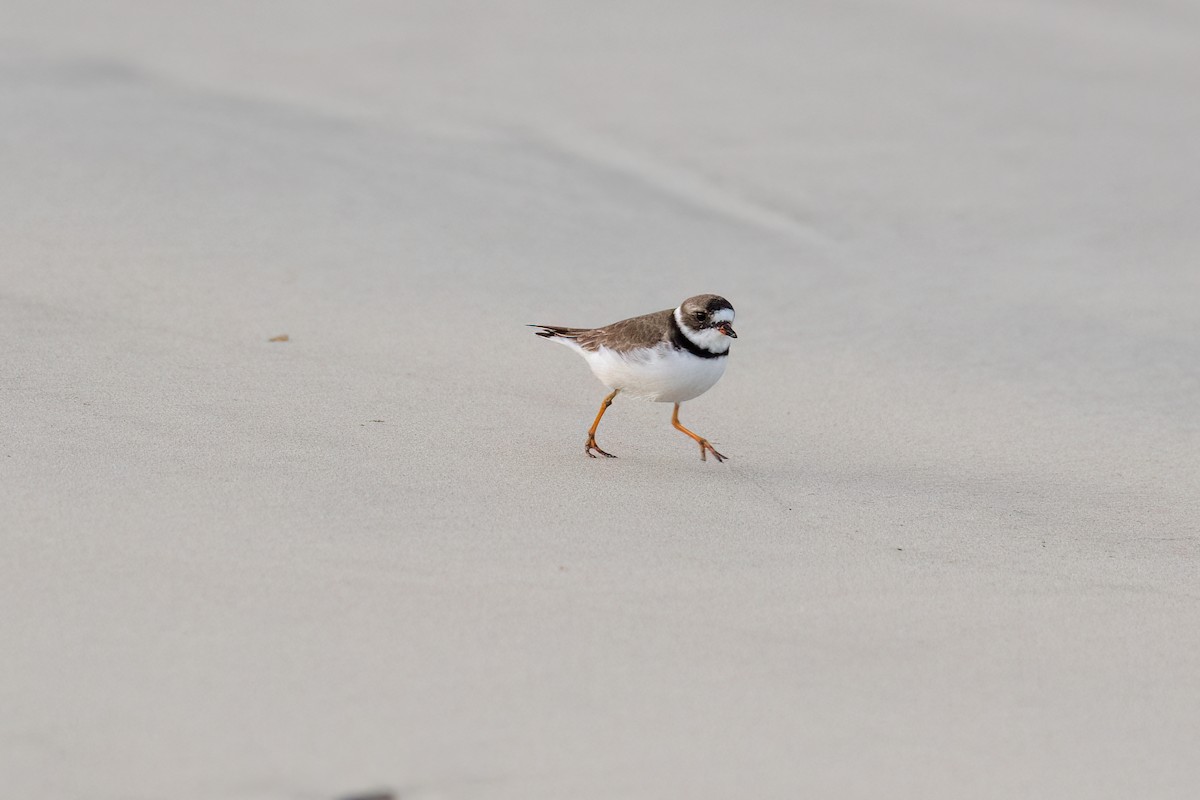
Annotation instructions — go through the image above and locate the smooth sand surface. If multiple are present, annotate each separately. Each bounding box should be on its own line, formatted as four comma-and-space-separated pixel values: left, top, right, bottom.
3, 2, 1199, 798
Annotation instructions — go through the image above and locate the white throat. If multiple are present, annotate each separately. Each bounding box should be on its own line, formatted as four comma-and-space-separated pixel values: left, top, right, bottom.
674, 307, 733, 354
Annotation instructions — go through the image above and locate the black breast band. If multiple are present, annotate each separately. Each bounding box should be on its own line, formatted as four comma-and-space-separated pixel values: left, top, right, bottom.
667, 313, 728, 359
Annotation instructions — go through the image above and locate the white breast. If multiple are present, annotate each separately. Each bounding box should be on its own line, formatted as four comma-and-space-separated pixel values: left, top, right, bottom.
578, 344, 728, 403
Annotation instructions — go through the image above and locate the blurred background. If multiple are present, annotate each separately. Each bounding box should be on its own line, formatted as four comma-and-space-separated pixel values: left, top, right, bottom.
2, 2, 1198, 799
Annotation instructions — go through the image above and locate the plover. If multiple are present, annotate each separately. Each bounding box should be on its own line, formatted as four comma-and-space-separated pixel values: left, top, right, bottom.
531, 294, 736, 461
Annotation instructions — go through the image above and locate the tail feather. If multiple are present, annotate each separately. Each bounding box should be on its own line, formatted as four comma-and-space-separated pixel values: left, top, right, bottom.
529, 324, 589, 340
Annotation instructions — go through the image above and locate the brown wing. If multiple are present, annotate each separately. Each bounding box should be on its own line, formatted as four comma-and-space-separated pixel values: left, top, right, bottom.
573, 308, 674, 353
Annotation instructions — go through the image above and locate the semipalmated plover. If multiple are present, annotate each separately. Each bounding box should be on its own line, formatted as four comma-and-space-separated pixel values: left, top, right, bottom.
531, 294, 736, 461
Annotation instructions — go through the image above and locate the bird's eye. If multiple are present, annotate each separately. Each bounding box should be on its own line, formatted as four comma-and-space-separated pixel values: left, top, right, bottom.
693, 312, 705, 320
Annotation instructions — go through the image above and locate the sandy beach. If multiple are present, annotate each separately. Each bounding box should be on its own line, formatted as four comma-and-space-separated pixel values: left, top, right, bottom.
3, 2, 1199, 798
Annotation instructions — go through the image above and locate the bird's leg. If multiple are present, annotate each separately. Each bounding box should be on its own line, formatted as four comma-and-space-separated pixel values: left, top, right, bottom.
585, 389, 620, 458
671, 403, 726, 462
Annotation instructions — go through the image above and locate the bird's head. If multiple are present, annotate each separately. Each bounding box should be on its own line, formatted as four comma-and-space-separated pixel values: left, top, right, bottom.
676, 294, 736, 351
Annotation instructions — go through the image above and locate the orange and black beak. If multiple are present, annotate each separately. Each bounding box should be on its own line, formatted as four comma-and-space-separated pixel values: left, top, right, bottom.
717, 321, 737, 338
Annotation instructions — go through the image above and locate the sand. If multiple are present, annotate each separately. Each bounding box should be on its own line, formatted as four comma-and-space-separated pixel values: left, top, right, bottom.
2, 2, 1199, 798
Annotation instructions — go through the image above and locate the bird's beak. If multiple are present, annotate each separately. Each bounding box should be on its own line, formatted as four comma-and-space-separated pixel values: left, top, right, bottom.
717, 321, 737, 338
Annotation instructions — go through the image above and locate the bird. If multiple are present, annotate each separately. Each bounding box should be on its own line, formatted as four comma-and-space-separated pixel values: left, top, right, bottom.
530, 294, 736, 461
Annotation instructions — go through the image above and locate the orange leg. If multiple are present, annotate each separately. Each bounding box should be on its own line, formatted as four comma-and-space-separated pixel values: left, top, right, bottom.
671, 403, 727, 463
585, 389, 620, 458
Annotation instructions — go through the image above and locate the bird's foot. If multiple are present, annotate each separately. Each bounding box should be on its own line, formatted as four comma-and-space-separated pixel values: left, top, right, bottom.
697, 439, 727, 463
585, 437, 617, 459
